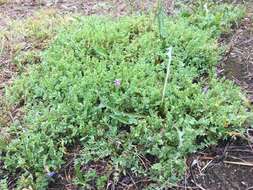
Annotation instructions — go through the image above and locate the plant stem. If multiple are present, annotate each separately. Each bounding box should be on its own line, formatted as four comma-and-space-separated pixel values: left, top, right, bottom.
162, 47, 172, 103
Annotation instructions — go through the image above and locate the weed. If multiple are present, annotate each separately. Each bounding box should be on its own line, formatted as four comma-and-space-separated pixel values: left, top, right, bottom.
179, 1, 245, 37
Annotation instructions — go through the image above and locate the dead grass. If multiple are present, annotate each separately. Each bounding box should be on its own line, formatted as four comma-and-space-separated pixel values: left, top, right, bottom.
0, 0, 7, 5
5, 9, 75, 60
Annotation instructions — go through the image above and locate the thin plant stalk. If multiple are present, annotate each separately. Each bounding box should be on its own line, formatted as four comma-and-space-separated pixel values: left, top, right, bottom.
162, 47, 172, 103
0, 37, 5, 56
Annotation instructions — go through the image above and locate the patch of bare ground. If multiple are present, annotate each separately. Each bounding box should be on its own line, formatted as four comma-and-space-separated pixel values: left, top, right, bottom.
221, 15, 253, 102
178, 138, 253, 190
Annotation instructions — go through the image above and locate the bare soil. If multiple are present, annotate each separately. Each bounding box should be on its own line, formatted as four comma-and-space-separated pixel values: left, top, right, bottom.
222, 15, 253, 102
181, 139, 253, 190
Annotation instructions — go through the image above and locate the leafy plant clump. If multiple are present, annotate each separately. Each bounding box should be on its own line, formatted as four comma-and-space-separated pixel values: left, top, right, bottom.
178, 0, 245, 37
1, 2, 250, 190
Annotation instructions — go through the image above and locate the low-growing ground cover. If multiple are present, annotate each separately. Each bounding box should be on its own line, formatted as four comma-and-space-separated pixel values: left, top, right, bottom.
0, 1, 251, 190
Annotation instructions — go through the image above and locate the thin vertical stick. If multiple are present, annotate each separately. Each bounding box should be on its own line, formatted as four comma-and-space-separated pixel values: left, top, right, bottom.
0, 37, 5, 56
162, 47, 172, 103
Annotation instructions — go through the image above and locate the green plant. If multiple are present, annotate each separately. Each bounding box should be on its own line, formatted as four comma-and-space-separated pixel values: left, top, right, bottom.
2, 2, 250, 190
0, 178, 8, 190
13, 50, 42, 72
179, 1, 245, 37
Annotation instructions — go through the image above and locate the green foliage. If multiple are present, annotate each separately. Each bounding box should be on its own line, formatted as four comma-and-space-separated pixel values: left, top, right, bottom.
0, 178, 8, 190
14, 50, 41, 72
179, 1, 245, 37
2, 2, 249, 189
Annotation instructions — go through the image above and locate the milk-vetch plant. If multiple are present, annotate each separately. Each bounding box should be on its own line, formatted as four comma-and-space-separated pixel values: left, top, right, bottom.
2, 2, 249, 190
